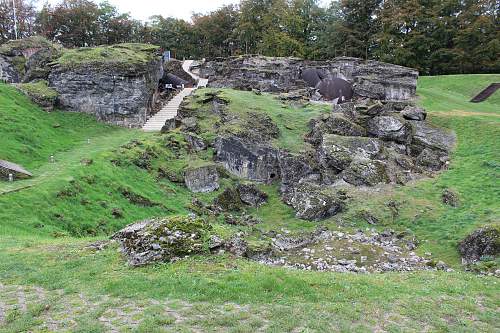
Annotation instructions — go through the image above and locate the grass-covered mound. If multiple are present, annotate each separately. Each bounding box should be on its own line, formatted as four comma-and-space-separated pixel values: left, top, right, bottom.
186, 89, 330, 153
54, 43, 160, 70
0, 75, 498, 331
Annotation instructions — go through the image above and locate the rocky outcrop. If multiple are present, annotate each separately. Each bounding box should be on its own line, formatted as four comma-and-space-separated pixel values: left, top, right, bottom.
214, 136, 280, 183
0, 37, 62, 84
49, 58, 161, 127
200, 55, 418, 101
184, 164, 219, 193
458, 226, 499, 264
112, 216, 212, 266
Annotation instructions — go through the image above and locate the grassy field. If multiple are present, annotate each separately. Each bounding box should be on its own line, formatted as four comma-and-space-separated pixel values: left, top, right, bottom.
0, 75, 499, 332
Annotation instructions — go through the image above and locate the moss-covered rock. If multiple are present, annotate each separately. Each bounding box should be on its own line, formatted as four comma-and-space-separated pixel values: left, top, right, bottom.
18, 80, 58, 110
112, 216, 213, 266
282, 182, 347, 221
458, 224, 500, 264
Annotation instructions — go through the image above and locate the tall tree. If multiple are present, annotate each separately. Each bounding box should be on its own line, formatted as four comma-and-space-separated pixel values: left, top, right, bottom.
0, 0, 37, 43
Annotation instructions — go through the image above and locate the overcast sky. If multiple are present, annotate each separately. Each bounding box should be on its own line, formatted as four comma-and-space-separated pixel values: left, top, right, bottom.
42, 0, 330, 22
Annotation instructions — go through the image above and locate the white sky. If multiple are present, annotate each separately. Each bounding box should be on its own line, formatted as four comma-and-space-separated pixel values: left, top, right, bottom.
41, 0, 330, 22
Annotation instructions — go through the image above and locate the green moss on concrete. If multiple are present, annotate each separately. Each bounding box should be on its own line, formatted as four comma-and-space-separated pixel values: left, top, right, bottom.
55, 43, 160, 70
18, 80, 58, 103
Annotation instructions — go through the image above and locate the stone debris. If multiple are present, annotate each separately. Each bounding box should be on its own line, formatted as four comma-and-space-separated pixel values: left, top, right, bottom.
256, 229, 432, 273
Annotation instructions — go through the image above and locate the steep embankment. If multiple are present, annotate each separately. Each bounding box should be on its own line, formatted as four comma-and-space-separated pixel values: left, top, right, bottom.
0, 84, 183, 236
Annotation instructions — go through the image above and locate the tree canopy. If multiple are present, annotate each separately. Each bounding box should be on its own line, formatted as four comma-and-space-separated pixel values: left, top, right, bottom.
0, 0, 498, 74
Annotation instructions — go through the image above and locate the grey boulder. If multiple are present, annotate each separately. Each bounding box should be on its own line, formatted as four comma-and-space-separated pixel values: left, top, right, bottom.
367, 116, 413, 144
184, 164, 219, 193
283, 182, 346, 221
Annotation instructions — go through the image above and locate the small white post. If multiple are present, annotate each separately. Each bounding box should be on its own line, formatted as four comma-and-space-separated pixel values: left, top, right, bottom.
50, 155, 55, 163
8, 173, 14, 182
12, 0, 18, 40
87, 138, 91, 144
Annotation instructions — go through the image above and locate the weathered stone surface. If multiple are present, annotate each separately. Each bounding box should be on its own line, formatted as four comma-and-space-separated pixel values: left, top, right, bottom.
283, 182, 346, 221
0, 55, 21, 83
214, 136, 280, 183
0, 160, 32, 180
184, 164, 219, 193
49, 59, 162, 127
112, 216, 211, 266
237, 183, 268, 207
411, 121, 456, 154
324, 114, 367, 137
342, 158, 389, 186
23, 48, 59, 83
200, 55, 418, 101
318, 134, 382, 172
279, 151, 318, 190
367, 116, 413, 144
458, 226, 499, 264
401, 106, 427, 121
184, 132, 207, 151
416, 148, 444, 171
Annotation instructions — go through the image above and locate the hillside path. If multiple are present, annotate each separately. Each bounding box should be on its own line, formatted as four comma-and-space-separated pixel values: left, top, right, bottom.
143, 60, 207, 132
0, 130, 144, 196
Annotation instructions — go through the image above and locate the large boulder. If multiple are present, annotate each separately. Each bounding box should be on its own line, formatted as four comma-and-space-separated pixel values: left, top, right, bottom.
237, 183, 268, 207
411, 121, 456, 154
367, 116, 414, 144
184, 164, 219, 193
318, 134, 382, 172
214, 136, 280, 183
342, 158, 390, 186
458, 226, 499, 264
283, 182, 346, 221
112, 216, 212, 266
401, 106, 427, 121
279, 151, 318, 190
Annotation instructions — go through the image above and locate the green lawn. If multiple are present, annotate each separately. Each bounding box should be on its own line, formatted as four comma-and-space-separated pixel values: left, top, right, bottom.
0, 75, 499, 332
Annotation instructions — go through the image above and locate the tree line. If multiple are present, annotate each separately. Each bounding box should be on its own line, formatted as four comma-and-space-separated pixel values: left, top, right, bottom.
0, 0, 498, 75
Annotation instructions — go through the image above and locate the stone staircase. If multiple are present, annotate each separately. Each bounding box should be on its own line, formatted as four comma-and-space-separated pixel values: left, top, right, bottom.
143, 60, 207, 132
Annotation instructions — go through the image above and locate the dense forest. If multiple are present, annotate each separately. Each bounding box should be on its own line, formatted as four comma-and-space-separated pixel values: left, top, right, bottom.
0, 0, 498, 75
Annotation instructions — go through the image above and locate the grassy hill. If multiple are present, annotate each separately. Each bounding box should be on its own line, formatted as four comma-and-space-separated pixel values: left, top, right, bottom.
0, 75, 499, 332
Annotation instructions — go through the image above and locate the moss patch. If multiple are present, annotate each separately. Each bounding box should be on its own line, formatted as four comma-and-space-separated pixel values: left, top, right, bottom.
54, 43, 160, 70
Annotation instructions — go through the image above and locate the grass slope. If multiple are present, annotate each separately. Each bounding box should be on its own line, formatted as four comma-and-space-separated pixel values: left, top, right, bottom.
0, 75, 499, 331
